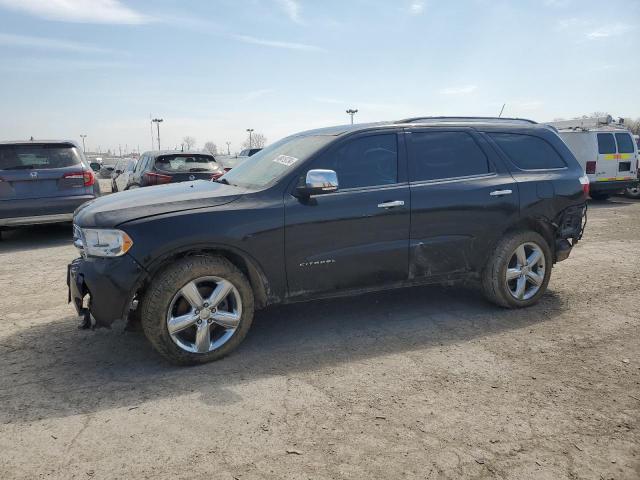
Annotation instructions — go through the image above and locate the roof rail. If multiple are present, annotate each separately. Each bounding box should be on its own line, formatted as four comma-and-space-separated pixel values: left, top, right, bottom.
398, 116, 538, 125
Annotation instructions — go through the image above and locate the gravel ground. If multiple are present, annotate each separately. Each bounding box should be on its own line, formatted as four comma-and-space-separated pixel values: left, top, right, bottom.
0, 194, 638, 480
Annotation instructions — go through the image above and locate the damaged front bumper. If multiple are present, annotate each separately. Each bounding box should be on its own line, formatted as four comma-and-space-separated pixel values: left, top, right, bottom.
67, 255, 145, 328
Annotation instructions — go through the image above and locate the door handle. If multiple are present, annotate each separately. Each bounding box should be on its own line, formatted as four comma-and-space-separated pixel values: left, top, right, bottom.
378, 200, 405, 208
489, 189, 513, 196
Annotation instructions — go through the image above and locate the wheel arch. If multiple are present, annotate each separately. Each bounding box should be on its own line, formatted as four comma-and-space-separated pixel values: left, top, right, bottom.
500, 216, 556, 258
136, 245, 272, 310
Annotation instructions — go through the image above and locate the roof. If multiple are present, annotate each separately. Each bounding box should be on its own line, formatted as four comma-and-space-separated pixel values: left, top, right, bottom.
140, 149, 215, 158
293, 116, 546, 138
0, 139, 80, 147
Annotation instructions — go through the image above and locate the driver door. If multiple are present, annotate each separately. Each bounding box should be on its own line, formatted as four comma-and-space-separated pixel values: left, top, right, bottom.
284, 131, 410, 297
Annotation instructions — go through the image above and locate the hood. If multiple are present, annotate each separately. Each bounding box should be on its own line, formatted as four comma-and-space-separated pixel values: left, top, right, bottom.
74, 180, 243, 228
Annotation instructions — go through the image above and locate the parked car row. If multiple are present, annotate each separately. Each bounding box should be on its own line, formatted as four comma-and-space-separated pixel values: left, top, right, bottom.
69, 116, 589, 365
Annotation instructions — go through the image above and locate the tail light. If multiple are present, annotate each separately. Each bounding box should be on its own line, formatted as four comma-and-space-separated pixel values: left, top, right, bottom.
64, 170, 95, 187
223, 167, 232, 173
585, 161, 596, 174
143, 172, 172, 185
578, 174, 590, 198
210, 172, 223, 180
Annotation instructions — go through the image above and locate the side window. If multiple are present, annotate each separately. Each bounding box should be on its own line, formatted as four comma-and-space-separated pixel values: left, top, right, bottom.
409, 131, 489, 181
615, 133, 635, 154
597, 133, 616, 154
313, 134, 398, 189
489, 133, 566, 170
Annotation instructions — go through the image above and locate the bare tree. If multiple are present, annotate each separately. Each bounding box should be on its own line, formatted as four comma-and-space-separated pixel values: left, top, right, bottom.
183, 136, 196, 150
242, 132, 267, 149
622, 118, 640, 135
204, 141, 218, 155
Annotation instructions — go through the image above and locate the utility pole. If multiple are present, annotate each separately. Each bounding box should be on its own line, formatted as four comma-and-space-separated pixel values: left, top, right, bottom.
226, 142, 231, 155
152, 118, 164, 150
119, 144, 122, 157
246, 128, 254, 148
346, 108, 358, 125
80, 134, 87, 153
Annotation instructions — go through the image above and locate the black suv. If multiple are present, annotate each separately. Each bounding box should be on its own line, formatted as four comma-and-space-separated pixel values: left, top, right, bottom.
125, 150, 223, 188
68, 118, 587, 365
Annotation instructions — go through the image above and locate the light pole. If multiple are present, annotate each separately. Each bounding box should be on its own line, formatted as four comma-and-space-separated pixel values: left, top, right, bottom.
346, 108, 358, 125
226, 142, 231, 155
152, 118, 164, 150
246, 128, 254, 148
80, 134, 87, 153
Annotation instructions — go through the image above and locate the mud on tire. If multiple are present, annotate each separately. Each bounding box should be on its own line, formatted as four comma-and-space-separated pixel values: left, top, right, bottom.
140, 255, 254, 366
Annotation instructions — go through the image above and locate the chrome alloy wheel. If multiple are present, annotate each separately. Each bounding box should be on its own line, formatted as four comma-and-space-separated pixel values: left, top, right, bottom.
166, 276, 242, 354
505, 242, 546, 301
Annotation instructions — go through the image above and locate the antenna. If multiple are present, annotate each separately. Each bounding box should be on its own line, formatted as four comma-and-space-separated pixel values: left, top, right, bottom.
498, 104, 506, 118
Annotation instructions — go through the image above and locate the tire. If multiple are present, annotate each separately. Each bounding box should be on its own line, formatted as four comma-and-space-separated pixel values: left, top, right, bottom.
140, 255, 254, 366
481, 230, 552, 309
624, 185, 640, 199
590, 192, 610, 201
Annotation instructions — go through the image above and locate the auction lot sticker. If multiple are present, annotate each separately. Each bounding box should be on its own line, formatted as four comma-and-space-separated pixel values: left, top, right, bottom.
273, 155, 298, 166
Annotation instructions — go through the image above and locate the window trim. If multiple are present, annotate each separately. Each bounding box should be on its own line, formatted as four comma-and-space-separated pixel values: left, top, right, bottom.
406, 128, 494, 182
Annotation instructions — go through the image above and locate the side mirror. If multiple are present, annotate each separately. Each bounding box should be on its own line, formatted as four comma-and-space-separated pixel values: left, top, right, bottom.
296, 169, 339, 197
89, 162, 101, 172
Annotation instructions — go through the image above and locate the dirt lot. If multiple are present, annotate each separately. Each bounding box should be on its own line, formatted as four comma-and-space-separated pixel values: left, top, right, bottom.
0, 196, 638, 480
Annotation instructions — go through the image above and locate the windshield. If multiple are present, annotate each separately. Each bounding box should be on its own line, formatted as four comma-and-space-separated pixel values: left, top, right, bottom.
221, 135, 334, 189
154, 154, 219, 173
0, 144, 82, 170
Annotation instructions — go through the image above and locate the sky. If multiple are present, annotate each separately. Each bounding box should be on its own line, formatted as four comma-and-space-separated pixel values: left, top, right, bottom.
0, 0, 638, 154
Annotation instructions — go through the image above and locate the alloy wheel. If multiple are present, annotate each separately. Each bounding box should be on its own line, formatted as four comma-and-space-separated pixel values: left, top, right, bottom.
166, 276, 242, 354
505, 242, 546, 301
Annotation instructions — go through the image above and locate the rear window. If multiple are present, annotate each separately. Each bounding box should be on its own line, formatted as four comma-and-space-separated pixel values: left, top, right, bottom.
489, 133, 566, 170
615, 133, 635, 154
0, 144, 82, 170
154, 154, 218, 173
597, 133, 616, 154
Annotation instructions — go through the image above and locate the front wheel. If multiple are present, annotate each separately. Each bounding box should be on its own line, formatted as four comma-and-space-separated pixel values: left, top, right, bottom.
482, 231, 552, 308
624, 185, 640, 199
141, 256, 254, 365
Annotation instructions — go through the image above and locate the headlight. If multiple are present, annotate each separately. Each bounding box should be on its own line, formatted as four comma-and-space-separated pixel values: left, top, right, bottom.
80, 228, 133, 257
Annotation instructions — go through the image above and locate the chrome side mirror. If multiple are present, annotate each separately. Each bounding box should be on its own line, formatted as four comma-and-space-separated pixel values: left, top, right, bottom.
297, 169, 339, 197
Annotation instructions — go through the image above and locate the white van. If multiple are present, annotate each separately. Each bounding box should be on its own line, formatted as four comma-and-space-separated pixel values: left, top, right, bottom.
548, 116, 639, 199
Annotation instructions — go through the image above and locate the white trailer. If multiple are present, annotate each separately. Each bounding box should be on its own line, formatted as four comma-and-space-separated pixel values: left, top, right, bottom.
547, 116, 639, 199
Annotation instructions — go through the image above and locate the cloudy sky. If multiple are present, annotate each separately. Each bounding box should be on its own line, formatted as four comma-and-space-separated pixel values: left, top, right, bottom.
0, 0, 638, 154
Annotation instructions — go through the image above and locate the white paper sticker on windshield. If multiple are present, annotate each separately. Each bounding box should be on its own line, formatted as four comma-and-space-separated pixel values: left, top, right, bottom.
273, 154, 298, 166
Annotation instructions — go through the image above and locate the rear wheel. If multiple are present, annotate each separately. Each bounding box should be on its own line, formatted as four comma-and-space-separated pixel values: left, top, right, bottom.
140, 256, 254, 366
482, 231, 552, 308
624, 185, 640, 199
590, 192, 610, 201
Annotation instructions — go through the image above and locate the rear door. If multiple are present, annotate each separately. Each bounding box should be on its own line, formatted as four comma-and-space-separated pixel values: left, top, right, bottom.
596, 133, 623, 182
0, 144, 89, 201
406, 128, 519, 278
613, 132, 638, 180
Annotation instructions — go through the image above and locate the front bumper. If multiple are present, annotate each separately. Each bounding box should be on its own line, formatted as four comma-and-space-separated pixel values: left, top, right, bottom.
67, 254, 146, 328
